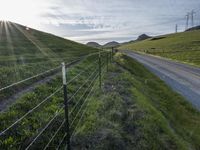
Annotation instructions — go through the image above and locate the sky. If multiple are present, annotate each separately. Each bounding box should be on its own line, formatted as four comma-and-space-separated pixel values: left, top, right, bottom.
0, 0, 200, 44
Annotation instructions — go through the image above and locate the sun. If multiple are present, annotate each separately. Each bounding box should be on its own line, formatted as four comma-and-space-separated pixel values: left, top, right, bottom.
0, 0, 42, 27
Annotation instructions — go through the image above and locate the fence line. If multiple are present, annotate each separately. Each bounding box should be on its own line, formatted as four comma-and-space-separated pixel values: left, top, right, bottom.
69, 72, 99, 117
57, 73, 98, 150
0, 86, 63, 136
42, 61, 101, 149
62, 65, 107, 149
25, 105, 65, 150
0, 50, 114, 149
0, 51, 102, 92
70, 65, 107, 139
68, 67, 99, 104
0, 58, 100, 136
66, 59, 99, 86
43, 119, 66, 150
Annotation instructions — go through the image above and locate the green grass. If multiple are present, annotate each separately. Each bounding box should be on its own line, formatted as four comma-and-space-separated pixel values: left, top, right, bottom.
70, 53, 200, 150
119, 30, 200, 66
0, 21, 99, 101
0, 53, 108, 149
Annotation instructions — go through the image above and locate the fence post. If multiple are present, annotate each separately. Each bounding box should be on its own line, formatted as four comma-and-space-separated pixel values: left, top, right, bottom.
111, 47, 114, 62
99, 52, 102, 88
106, 52, 109, 72
62, 62, 71, 150
110, 49, 112, 62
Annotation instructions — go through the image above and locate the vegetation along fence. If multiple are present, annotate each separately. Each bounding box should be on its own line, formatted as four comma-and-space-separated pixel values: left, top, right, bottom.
0, 50, 114, 149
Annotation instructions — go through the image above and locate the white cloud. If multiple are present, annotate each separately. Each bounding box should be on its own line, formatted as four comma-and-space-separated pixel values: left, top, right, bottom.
1, 0, 200, 43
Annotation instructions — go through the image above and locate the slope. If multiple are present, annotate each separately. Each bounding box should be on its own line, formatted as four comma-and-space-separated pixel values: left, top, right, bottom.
119, 30, 200, 66
0, 21, 98, 102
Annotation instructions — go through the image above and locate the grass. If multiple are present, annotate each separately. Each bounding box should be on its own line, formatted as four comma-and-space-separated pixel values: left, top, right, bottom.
0, 21, 99, 101
0, 53, 108, 149
119, 30, 200, 66
70, 53, 200, 150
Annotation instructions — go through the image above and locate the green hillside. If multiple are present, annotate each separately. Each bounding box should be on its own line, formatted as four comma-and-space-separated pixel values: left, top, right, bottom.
0, 21, 98, 100
119, 30, 200, 66
0, 21, 98, 66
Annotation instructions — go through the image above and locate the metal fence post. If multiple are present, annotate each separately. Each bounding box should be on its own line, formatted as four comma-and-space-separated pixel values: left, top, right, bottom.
62, 62, 71, 150
110, 49, 112, 62
112, 47, 114, 60
106, 52, 109, 72
99, 52, 102, 88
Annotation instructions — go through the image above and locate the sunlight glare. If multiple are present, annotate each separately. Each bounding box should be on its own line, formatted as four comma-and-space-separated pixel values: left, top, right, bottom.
0, 0, 42, 27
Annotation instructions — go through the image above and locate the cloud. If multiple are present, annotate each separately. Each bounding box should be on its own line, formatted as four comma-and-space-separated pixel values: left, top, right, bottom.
36, 0, 200, 44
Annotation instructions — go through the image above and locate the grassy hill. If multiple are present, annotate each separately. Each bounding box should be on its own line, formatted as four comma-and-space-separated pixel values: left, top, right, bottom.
103, 41, 120, 48
119, 30, 200, 66
0, 21, 98, 100
86, 42, 101, 48
0, 21, 98, 66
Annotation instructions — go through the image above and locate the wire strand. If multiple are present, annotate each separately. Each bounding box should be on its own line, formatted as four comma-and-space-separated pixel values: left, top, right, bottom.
66, 59, 99, 85
0, 66, 61, 92
25, 106, 64, 150
56, 73, 98, 150
43, 119, 66, 150
0, 86, 63, 136
68, 67, 99, 104
69, 71, 98, 118
71, 66, 107, 139
0, 51, 103, 92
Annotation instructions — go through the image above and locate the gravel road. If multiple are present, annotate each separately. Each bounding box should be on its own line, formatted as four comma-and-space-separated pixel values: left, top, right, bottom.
123, 50, 200, 110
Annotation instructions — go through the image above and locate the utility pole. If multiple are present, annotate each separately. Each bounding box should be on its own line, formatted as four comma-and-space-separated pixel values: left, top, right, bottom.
191, 10, 196, 27
175, 24, 178, 33
186, 12, 190, 30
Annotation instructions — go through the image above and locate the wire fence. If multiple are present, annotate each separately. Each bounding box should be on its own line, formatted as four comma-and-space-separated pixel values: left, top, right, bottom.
0, 50, 114, 150
0, 51, 101, 92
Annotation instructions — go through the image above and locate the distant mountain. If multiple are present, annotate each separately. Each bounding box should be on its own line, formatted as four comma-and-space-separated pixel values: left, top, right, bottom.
86, 42, 101, 48
186, 25, 200, 32
136, 34, 151, 41
103, 41, 120, 48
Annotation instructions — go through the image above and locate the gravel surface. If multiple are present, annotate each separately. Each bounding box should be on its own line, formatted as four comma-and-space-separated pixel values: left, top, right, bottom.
123, 50, 200, 111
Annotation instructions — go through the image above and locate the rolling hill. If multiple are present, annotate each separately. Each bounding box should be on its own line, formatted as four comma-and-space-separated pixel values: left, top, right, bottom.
103, 41, 120, 48
136, 34, 151, 41
0, 21, 98, 66
86, 42, 101, 48
119, 30, 200, 66
0, 21, 98, 100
